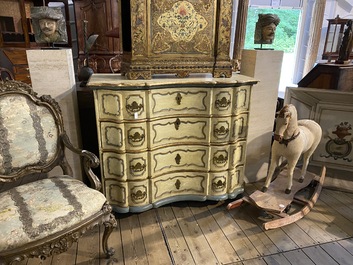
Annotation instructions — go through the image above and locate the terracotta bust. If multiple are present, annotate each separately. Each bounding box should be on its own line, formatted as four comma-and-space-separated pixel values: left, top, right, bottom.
254, 13, 280, 45
31, 6, 68, 44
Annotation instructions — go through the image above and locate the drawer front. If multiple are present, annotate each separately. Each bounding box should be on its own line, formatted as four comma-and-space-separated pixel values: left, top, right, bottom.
150, 88, 210, 117
212, 88, 233, 115
209, 172, 228, 196
100, 121, 148, 151
233, 86, 251, 114
231, 112, 249, 141
95, 90, 147, 120
210, 117, 231, 143
104, 179, 150, 207
102, 152, 148, 181
209, 146, 230, 171
150, 117, 210, 147
128, 179, 150, 206
230, 141, 246, 168
150, 146, 209, 176
151, 173, 207, 202
104, 180, 128, 207
228, 165, 244, 192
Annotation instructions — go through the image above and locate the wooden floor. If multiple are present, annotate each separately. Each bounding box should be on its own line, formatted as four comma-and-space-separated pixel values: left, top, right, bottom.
18, 185, 353, 265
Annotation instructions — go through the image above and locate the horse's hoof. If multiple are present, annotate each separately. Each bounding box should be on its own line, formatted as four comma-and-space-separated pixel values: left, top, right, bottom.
299, 177, 304, 183
285, 189, 291, 194
261, 187, 268, 193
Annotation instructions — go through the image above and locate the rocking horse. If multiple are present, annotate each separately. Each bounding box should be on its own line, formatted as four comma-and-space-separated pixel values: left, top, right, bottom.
227, 104, 326, 230
262, 104, 322, 194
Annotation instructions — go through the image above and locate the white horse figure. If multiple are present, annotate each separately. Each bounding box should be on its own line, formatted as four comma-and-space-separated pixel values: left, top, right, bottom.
262, 104, 322, 194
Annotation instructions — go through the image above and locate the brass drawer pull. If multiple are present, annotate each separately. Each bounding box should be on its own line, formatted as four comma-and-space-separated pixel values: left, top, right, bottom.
126, 101, 143, 114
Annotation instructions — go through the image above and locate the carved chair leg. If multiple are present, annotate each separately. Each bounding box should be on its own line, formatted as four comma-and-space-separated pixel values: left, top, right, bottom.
102, 213, 117, 258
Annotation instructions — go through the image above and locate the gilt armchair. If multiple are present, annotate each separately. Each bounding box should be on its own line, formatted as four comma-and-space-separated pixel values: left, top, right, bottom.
0, 80, 116, 264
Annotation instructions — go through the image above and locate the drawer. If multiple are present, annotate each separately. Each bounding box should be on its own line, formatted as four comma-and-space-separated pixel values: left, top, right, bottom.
210, 117, 232, 143
149, 117, 210, 147
233, 86, 251, 114
211, 88, 233, 115
95, 90, 147, 120
101, 152, 148, 181
209, 146, 230, 171
149, 88, 210, 117
150, 146, 209, 176
104, 180, 128, 207
229, 141, 247, 168
100, 121, 148, 152
208, 172, 228, 196
151, 173, 207, 202
104, 179, 150, 208
230, 112, 249, 141
228, 165, 244, 193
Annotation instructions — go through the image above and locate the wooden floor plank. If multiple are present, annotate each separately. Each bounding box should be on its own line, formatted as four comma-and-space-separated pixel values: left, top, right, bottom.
282, 249, 315, 265
138, 209, 172, 265
156, 206, 195, 265
242, 257, 267, 265
302, 245, 339, 265
263, 253, 291, 265
208, 201, 260, 261
188, 202, 240, 264
313, 195, 353, 237
303, 203, 349, 241
319, 190, 353, 222
228, 204, 280, 256
244, 205, 299, 252
171, 202, 219, 264
75, 226, 100, 265
320, 241, 353, 265
324, 190, 353, 211
338, 238, 353, 255
119, 213, 148, 265
280, 222, 317, 248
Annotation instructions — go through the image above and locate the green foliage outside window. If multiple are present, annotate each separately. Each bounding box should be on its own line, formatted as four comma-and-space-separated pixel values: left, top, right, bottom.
244, 8, 301, 53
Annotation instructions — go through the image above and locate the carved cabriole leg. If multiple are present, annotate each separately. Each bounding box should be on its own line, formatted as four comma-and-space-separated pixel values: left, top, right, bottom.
102, 213, 117, 258
101, 203, 117, 258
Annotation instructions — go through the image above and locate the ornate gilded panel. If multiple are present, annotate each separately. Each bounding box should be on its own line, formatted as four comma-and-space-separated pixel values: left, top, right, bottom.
120, 0, 233, 79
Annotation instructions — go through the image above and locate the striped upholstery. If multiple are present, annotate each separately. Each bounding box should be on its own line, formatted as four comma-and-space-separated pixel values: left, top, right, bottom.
0, 176, 107, 252
0, 94, 58, 175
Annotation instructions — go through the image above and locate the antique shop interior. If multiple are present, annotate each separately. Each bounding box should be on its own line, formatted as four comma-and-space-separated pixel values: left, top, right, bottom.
1, 0, 353, 264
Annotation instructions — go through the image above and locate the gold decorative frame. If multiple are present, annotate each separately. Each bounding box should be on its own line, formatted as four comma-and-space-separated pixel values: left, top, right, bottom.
120, 0, 233, 79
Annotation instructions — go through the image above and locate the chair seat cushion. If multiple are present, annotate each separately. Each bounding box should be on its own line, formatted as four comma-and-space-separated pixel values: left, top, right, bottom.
0, 176, 107, 252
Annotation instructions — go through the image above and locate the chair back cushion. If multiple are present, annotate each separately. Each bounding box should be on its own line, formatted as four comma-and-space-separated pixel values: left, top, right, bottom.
0, 93, 59, 176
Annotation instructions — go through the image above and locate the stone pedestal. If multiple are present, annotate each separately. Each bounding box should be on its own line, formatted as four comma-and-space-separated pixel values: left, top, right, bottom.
26, 48, 82, 179
240, 49, 284, 183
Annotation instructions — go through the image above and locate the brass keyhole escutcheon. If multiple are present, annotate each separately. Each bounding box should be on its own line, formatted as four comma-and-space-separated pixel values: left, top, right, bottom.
175, 179, 181, 189
175, 153, 181, 164
174, 118, 181, 130
175, 93, 182, 105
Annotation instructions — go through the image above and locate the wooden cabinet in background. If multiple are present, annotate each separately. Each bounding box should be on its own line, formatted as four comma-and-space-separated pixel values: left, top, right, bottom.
74, 0, 121, 73
2, 48, 31, 84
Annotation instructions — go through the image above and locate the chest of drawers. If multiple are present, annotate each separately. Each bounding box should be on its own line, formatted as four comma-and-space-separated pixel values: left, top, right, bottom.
88, 73, 257, 213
